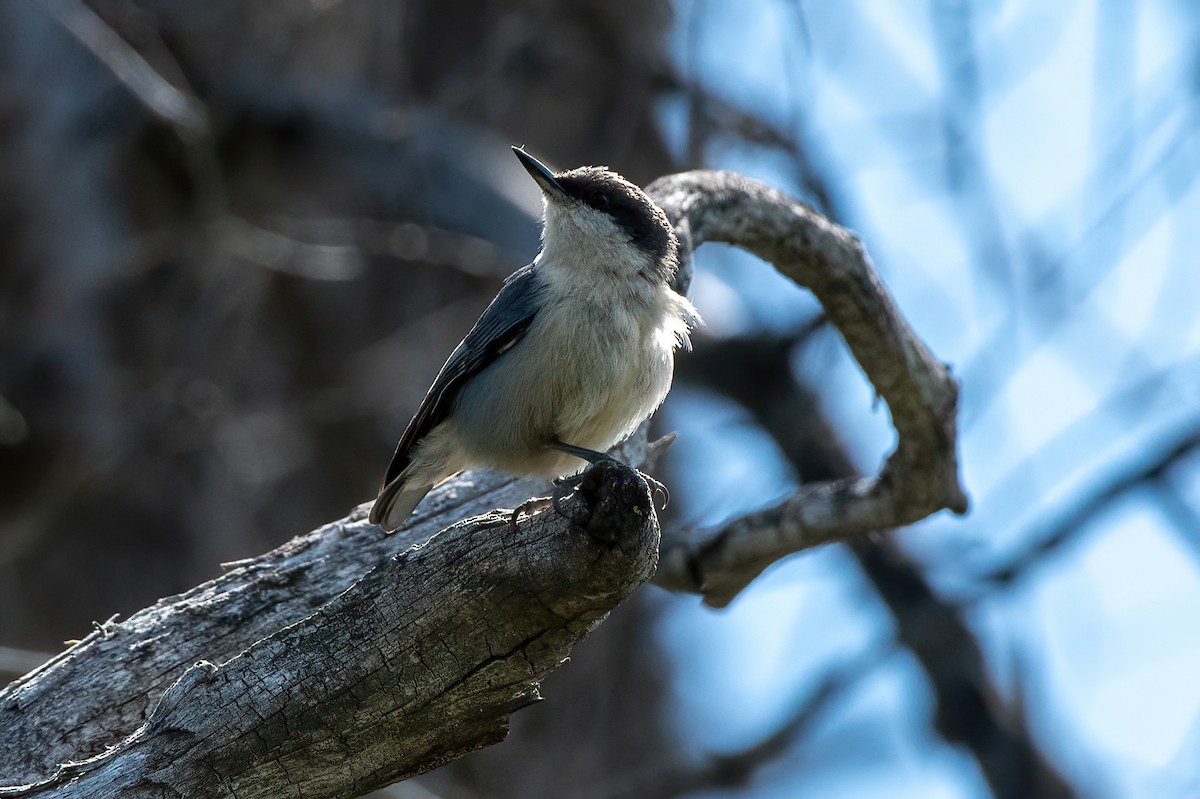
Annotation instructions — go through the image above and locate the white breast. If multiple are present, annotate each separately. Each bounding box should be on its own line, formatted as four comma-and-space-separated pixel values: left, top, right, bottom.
532, 252, 696, 456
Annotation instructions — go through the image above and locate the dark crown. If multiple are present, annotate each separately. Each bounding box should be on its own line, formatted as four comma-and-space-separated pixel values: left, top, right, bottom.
554, 167, 676, 269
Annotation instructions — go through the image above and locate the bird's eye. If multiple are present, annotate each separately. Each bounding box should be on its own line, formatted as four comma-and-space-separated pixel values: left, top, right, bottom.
591, 191, 611, 210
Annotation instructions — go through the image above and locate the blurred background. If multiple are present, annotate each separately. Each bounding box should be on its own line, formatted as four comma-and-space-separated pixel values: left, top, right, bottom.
1, 1, 1198, 797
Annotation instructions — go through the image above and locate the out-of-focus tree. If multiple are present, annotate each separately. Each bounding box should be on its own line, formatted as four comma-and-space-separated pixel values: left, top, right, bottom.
2, 1, 1198, 797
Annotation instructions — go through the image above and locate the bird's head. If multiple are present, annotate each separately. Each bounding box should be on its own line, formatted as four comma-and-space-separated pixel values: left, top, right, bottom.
513, 146, 677, 283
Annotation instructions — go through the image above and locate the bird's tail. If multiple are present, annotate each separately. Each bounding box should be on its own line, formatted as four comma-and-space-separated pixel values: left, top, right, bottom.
368, 472, 434, 533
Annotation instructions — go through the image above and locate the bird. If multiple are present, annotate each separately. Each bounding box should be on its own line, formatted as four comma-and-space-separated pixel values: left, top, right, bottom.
369, 146, 699, 532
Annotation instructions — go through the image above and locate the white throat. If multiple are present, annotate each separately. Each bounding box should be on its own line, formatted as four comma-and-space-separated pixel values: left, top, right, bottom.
538, 199, 659, 282
533, 198, 698, 352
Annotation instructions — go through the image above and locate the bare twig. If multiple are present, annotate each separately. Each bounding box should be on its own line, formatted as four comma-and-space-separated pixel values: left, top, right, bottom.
47, 0, 208, 140
981, 424, 1200, 588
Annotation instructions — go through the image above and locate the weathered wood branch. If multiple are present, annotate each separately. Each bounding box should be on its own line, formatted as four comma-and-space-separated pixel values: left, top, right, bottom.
648, 171, 968, 607
0, 169, 967, 797
0, 443, 662, 798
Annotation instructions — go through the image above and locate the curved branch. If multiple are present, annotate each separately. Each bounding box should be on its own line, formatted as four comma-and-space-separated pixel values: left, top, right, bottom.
648, 171, 968, 607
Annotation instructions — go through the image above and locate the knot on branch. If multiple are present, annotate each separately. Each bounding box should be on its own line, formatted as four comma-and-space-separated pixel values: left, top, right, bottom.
560, 459, 658, 544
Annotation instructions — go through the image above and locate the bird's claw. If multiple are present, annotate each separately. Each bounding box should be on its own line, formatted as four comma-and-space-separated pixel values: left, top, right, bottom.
548, 462, 669, 520
641, 473, 669, 510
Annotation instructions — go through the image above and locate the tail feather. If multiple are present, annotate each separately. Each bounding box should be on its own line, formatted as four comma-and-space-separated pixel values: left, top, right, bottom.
369, 474, 434, 532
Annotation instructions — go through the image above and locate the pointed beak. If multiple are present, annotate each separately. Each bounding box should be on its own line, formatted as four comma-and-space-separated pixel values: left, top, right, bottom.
512, 146, 568, 200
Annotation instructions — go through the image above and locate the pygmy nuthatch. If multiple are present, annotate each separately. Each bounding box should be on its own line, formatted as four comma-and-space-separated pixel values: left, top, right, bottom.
369, 147, 699, 531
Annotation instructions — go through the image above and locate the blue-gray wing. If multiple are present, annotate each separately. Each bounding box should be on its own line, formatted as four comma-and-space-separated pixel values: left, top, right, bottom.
382, 264, 546, 487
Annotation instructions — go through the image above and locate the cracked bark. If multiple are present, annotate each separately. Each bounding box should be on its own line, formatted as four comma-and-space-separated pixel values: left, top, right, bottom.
0, 451, 660, 799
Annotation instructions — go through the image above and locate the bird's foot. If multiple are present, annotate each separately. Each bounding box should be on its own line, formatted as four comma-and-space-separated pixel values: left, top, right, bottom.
551, 459, 669, 519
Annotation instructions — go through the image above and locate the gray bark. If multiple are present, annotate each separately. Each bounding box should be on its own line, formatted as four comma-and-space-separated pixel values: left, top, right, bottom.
0, 170, 967, 798
0, 447, 662, 798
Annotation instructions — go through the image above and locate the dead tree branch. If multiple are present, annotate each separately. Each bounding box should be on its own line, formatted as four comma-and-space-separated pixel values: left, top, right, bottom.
648, 171, 969, 607
48, 0, 208, 140
0, 444, 662, 799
